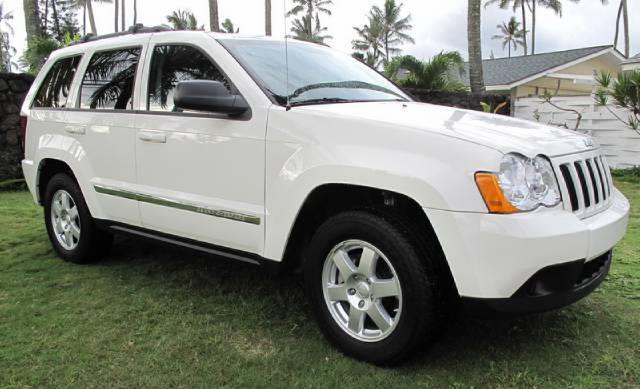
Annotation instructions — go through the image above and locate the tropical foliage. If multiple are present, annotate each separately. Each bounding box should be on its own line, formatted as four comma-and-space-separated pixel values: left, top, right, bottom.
166, 9, 203, 31
220, 18, 238, 34
492, 16, 526, 57
19, 31, 79, 74
39, 0, 80, 42
0, 3, 16, 72
287, 0, 333, 43
290, 13, 331, 44
384, 52, 465, 91
595, 69, 640, 135
20, 36, 60, 73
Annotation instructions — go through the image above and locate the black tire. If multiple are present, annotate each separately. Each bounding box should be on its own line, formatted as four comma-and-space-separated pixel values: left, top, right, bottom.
43, 172, 113, 263
304, 210, 448, 365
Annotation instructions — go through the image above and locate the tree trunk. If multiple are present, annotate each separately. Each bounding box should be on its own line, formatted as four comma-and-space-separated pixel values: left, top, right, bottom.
622, 0, 629, 57
468, 0, 485, 94
43, 0, 49, 35
114, 0, 119, 32
265, 0, 271, 36
531, 0, 536, 54
509, 42, 511, 58
51, 0, 60, 38
133, 0, 137, 25
613, 0, 622, 48
209, 0, 219, 32
83, 4, 86, 35
121, 0, 126, 31
521, 1, 527, 55
23, 0, 43, 43
87, 0, 97, 34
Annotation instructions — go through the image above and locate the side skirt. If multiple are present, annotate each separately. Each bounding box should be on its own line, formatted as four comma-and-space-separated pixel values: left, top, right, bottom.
94, 219, 280, 272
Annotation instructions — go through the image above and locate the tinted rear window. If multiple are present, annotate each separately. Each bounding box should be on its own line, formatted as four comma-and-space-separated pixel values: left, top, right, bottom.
79, 47, 141, 110
33, 55, 82, 108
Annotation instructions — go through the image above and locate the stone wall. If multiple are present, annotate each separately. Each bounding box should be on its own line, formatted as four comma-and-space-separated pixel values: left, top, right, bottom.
0, 73, 34, 182
404, 89, 511, 116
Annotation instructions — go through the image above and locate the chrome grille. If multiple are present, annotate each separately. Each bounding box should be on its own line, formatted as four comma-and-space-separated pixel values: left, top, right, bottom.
554, 152, 613, 218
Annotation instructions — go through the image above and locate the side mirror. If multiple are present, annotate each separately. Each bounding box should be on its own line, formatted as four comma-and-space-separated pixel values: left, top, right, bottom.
173, 80, 249, 116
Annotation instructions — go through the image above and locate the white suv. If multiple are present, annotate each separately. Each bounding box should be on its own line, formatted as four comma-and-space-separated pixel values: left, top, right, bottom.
20, 28, 630, 364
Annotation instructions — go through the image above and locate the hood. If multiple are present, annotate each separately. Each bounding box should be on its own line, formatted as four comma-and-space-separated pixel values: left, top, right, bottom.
295, 101, 596, 157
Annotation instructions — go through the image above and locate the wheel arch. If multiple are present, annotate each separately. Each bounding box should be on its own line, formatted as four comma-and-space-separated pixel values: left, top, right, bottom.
36, 158, 76, 204
279, 183, 457, 294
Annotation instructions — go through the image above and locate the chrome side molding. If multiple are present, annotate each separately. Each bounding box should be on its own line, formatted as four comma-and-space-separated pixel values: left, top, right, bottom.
94, 184, 261, 225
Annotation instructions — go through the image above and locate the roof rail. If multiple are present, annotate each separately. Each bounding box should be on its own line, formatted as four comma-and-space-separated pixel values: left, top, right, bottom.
68, 24, 174, 46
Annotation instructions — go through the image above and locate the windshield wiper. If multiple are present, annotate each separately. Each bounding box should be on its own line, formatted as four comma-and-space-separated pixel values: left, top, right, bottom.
288, 81, 408, 102
288, 97, 357, 107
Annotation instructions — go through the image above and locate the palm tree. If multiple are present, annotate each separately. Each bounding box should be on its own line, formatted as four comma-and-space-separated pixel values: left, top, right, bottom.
73, 0, 113, 35
209, 0, 219, 32
287, 0, 333, 40
166, 9, 203, 31
265, 0, 271, 36
371, 0, 414, 62
221, 18, 238, 33
287, 0, 333, 18
484, 0, 528, 55
492, 16, 525, 57
528, 0, 580, 54
468, 0, 485, 94
384, 52, 466, 91
352, 14, 385, 69
612, 0, 630, 57
291, 13, 331, 43
23, 0, 43, 42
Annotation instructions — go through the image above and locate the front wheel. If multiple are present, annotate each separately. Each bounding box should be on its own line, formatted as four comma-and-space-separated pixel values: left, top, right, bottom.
304, 210, 447, 365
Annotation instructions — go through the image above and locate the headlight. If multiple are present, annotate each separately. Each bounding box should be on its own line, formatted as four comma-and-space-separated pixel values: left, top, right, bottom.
476, 153, 561, 213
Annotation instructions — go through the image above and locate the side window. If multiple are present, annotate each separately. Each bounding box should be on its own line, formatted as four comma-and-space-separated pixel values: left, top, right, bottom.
147, 44, 230, 112
79, 47, 141, 110
32, 55, 82, 108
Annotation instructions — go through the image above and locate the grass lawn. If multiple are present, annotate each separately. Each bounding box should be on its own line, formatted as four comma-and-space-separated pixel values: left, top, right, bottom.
1, 181, 638, 388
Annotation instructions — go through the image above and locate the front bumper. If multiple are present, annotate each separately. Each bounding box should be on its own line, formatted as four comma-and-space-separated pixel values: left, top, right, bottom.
424, 187, 629, 302
461, 250, 611, 315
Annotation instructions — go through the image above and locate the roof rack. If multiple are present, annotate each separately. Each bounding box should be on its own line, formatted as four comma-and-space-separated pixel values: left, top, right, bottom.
68, 24, 174, 46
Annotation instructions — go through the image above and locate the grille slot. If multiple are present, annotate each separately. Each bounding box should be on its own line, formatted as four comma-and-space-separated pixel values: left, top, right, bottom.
556, 153, 612, 217
574, 162, 591, 208
559, 164, 579, 211
585, 159, 600, 204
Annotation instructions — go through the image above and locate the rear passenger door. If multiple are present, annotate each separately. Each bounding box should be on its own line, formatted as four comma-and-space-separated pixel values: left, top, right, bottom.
65, 37, 148, 226
134, 34, 266, 255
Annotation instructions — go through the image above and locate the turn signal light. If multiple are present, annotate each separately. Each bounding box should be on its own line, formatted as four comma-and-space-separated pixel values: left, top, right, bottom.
475, 172, 519, 214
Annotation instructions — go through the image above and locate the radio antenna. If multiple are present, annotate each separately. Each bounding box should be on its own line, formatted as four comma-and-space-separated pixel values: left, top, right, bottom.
284, 0, 291, 111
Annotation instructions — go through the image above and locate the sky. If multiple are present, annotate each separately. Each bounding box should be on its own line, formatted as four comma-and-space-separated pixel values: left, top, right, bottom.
2, 0, 639, 69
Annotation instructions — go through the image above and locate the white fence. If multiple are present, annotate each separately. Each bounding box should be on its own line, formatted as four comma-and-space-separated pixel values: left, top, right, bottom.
514, 95, 640, 168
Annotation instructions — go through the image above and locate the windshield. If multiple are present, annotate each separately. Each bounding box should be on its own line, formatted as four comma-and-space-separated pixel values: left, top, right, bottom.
218, 39, 411, 107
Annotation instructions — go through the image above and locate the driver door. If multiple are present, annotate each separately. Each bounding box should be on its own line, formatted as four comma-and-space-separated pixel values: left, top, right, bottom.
134, 34, 266, 255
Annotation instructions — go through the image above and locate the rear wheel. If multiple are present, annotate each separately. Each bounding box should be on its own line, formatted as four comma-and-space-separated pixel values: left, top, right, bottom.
44, 173, 112, 263
305, 210, 448, 365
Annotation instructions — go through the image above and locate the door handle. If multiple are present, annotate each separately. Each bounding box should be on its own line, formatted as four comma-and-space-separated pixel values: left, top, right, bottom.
64, 125, 86, 135
138, 131, 167, 143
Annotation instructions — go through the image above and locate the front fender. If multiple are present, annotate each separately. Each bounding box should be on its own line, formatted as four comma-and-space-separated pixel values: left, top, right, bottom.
263, 107, 503, 261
